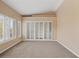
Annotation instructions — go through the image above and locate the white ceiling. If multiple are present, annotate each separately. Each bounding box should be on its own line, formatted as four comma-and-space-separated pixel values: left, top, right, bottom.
2, 0, 64, 15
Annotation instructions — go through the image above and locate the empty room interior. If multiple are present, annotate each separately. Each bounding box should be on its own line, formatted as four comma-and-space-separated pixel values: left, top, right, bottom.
0, 0, 79, 58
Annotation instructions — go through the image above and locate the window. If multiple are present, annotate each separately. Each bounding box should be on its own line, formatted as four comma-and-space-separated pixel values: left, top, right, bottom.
0, 13, 21, 43
26, 21, 53, 40
0, 21, 3, 39
0, 14, 4, 41
17, 21, 21, 37
9, 18, 15, 39
14, 20, 17, 38
14, 20, 21, 38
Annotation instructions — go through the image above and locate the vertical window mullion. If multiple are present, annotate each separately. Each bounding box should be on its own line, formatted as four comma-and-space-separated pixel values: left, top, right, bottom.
27, 22, 29, 39
20, 21, 21, 37
2, 15, 4, 41
34, 22, 36, 40
43, 22, 45, 40
14, 20, 17, 39
38, 22, 40, 40
29, 22, 31, 39
51, 22, 53, 40
47, 22, 49, 39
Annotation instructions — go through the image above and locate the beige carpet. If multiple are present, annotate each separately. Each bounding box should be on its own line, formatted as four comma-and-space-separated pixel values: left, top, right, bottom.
0, 41, 77, 58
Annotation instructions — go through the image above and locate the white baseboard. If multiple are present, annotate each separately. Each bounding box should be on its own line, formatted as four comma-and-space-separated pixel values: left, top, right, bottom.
57, 41, 79, 58
0, 40, 22, 54
23, 39, 57, 42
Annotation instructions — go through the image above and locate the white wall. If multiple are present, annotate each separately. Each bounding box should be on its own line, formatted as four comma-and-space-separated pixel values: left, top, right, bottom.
57, 0, 79, 57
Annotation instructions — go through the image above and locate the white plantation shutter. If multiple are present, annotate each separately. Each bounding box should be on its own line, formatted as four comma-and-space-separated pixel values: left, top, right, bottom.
0, 13, 21, 43
25, 21, 53, 41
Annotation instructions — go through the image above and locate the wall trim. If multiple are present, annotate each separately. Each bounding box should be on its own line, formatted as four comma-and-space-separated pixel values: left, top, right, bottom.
57, 41, 79, 58
22, 39, 57, 42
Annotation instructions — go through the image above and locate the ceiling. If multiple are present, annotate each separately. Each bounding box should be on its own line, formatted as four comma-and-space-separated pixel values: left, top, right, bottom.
2, 0, 64, 15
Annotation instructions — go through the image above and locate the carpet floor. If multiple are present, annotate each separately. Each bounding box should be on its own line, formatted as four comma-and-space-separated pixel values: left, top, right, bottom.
0, 41, 77, 58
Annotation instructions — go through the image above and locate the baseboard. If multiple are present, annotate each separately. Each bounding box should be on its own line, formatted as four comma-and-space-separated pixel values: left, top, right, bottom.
23, 39, 57, 42
0, 39, 22, 54
57, 41, 79, 58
